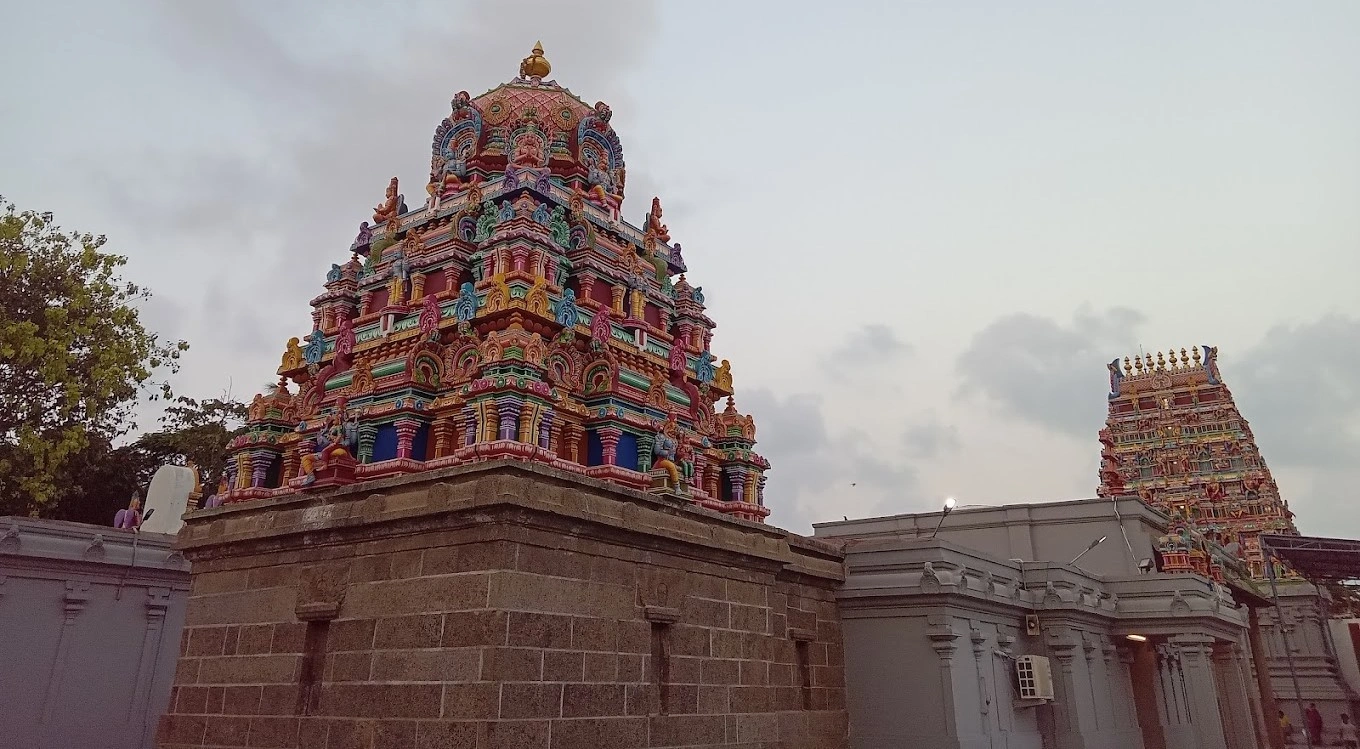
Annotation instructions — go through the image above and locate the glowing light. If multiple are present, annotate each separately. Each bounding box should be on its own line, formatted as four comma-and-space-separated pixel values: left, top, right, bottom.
1126, 634, 1148, 642
943, 496, 957, 511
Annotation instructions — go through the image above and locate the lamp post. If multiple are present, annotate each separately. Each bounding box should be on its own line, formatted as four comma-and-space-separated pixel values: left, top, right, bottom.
1069, 535, 1108, 567
928, 497, 957, 540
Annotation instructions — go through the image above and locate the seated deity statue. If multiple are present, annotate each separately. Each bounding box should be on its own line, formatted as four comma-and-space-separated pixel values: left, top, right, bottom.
652, 419, 682, 489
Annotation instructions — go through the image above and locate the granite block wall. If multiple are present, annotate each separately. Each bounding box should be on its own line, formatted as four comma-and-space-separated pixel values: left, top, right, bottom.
156, 461, 847, 749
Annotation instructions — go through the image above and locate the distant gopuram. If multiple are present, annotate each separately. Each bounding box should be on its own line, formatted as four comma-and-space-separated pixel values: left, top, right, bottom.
216, 41, 769, 522
1098, 346, 1298, 578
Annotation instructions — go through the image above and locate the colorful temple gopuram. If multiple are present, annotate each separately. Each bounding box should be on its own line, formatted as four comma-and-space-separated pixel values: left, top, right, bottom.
1097, 346, 1298, 578
216, 43, 770, 521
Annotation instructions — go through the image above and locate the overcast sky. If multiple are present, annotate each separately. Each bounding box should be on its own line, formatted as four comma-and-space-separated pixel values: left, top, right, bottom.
4, 0, 1357, 536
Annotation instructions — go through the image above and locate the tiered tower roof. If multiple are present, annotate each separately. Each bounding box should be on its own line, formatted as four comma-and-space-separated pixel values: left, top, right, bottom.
212, 44, 770, 522
1099, 345, 1297, 578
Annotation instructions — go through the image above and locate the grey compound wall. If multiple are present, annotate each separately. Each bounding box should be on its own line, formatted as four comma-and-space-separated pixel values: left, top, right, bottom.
0, 516, 191, 749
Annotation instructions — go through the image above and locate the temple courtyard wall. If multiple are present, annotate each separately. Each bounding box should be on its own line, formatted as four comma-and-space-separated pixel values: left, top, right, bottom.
817, 499, 1269, 749
155, 460, 848, 749
0, 516, 191, 749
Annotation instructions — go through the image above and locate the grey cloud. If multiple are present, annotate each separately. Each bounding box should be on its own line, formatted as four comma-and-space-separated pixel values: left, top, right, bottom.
902, 418, 962, 459
955, 306, 1145, 436
741, 388, 919, 533
80, 0, 661, 404
821, 323, 912, 378
1233, 315, 1360, 467
955, 307, 1360, 538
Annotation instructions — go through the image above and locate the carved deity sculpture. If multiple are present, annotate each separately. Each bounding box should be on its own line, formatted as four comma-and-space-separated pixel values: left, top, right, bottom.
297, 406, 359, 486
1107, 357, 1124, 399
554, 288, 580, 328
714, 360, 733, 391
203, 472, 229, 508
336, 317, 356, 364
388, 245, 412, 304
590, 305, 612, 349
512, 133, 545, 169
419, 294, 442, 341
1203, 344, 1221, 384
350, 221, 372, 252
279, 337, 303, 374
373, 177, 403, 224
668, 338, 688, 376
113, 493, 142, 529
652, 417, 682, 489
646, 197, 670, 243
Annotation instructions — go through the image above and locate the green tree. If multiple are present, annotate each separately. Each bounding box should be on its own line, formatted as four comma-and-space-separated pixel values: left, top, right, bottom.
0, 197, 187, 516
135, 394, 248, 496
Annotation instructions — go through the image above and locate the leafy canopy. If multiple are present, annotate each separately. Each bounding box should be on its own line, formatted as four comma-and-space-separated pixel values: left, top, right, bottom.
0, 196, 187, 516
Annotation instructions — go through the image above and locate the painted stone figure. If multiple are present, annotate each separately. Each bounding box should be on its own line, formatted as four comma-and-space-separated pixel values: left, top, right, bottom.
652, 417, 683, 489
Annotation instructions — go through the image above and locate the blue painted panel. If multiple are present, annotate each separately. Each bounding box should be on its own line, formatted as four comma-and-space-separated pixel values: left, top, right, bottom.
587, 429, 603, 467
373, 424, 398, 462
413, 423, 431, 461
616, 432, 639, 472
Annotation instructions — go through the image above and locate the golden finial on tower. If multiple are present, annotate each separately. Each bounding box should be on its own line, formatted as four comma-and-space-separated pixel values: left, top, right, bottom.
1156, 351, 1166, 371
1123, 356, 1133, 376
520, 41, 551, 79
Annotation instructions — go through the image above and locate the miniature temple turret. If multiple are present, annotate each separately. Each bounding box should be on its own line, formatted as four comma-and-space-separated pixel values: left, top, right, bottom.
1098, 346, 1298, 578
217, 44, 770, 522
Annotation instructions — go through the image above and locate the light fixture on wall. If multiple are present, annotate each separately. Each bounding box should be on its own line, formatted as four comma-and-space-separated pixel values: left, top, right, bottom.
1068, 535, 1108, 566
1125, 634, 1148, 643
1137, 557, 1154, 574
928, 497, 957, 540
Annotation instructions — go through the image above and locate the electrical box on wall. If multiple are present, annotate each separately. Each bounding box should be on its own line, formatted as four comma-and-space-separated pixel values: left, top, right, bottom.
1025, 614, 1040, 636
1016, 655, 1055, 701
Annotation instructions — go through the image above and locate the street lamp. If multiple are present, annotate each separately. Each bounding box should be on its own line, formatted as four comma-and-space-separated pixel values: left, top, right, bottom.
928, 497, 957, 540
1069, 535, 1108, 566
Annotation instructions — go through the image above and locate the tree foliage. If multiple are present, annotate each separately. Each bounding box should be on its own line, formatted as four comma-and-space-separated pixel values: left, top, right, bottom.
0, 197, 187, 516
135, 395, 248, 494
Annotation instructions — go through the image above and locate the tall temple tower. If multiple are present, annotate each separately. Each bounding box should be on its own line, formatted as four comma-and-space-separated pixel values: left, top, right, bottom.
214, 42, 770, 522
1097, 346, 1298, 577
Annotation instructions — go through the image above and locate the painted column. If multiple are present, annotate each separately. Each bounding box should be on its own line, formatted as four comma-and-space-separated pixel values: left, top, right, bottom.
461, 404, 478, 447
128, 587, 171, 743
1172, 634, 1230, 749
282, 444, 299, 483
611, 286, 625, 316
728, 468, 746, 503
395, 418, 419, 459
630, 288, 645, 320
497, 398, 521, 442
410, 272, 426, 301
40, 580, 91, 724
925, 614, 961, 746
357, 423, 377, 464
548, 417, 564, 457
432, 417, 453, 458
563, 422, 581, 463
235, 454, 250, 490
1045, 627, 1090, 748
578, 274, 596, 303
598, 426, 622, 465
689, 453, 708, 497
359, 291, 374, 317
756, 474, 767, 506
1213, 642, 1257, 749
537, 409, 554, 450
1246, 605, 1287, 749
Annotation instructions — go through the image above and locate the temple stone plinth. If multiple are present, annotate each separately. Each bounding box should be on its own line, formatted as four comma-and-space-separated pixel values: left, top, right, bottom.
156, 460, 848, 749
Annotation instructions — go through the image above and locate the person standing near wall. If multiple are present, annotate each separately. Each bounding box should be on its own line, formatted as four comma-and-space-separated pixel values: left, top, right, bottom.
1306, 702, 1324, 744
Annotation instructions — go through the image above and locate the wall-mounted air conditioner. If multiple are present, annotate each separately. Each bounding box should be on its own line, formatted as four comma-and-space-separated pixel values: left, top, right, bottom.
1015, 655, 1055, 701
